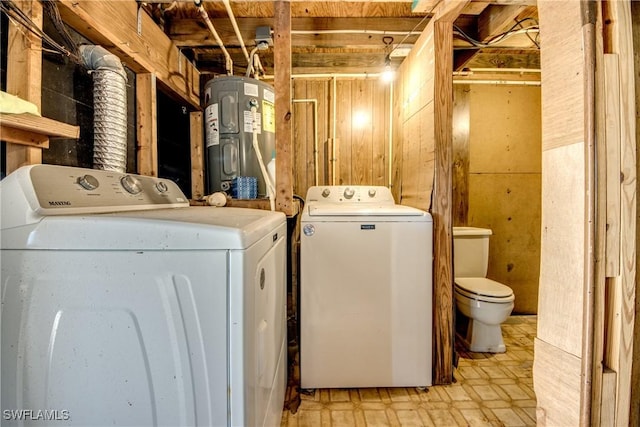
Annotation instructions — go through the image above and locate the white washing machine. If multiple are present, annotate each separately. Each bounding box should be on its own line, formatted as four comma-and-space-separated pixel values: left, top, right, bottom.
300, 185, 433, 389
0, 164, 287, 427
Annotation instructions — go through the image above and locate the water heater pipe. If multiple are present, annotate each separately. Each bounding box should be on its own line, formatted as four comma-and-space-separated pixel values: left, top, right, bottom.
332, 76, 337, 185
251, 105, 276, 210
293, 99, 319, 186
79, 45, 128, 173
221, 0, 250, 62
197, 5, 233, 75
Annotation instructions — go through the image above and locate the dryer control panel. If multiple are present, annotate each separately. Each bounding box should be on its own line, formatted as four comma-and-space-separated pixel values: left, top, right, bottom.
1, 164, 189, 221
306, 185, 395, 204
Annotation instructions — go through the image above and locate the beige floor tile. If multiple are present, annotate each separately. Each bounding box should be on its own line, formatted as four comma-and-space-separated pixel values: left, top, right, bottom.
359, 388, 383, 402
282, 316, 538, 427
492, 408, 529, 426
442, 384, 473, 401
425, 409, 458, 426
396, 409, 426, 426
498, 384, 531, 401
330, 410, 356, 427
364, 410, 391, 427
459, 408, 493, 427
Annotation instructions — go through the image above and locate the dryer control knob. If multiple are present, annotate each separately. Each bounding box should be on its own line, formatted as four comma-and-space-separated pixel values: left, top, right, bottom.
121, 175, 142, 195
368, 188, 377, 198
321, 188, 331, 198
155, 181, 169, 193
77, 174, 99, 191
344, 187, 355, 199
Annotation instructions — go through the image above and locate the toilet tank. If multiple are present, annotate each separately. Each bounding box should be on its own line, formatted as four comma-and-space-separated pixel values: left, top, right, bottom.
452, 227, 492, 278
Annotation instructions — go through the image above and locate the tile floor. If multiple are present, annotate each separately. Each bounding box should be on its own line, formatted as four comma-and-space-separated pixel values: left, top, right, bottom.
281, 315, 537, 427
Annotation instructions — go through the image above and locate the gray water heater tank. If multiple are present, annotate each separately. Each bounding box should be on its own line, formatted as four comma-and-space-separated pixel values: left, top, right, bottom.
204, 76, 275, 197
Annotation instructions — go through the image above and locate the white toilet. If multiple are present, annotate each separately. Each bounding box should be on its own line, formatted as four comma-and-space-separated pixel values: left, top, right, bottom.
453, 227, 515, 353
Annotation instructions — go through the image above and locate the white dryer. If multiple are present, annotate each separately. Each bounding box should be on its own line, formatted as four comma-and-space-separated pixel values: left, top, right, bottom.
300, 185, 433, 389
0, 164, 287, 427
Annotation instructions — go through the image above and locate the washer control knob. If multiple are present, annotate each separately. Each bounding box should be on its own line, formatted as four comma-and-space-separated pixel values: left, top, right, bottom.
156, 181, 169, 193
77, 174, 99, 191
121, 175, 142, 194
343, 187, 355, 199
368, 188, 377, 198
321, 188, 331, 198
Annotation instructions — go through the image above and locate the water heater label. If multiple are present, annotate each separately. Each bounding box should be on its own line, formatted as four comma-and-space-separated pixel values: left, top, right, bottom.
244, 110, 262, 134
244, 82, 259, 97
263, 101, 275, 133
361, 225, 376, 230
263, 89, 275, 103
205, 103, 219, 147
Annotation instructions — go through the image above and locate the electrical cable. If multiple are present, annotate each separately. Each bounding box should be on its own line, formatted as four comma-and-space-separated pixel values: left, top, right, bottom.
0, 0, 80, 63
42, 0, 79, 58
453, 17, 540, 50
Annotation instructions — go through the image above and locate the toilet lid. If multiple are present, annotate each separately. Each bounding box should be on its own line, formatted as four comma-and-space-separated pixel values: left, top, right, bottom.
455, 277, 514, 299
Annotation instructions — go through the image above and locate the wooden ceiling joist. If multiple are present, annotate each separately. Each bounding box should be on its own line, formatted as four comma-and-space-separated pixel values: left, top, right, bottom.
56, 0, 200, 108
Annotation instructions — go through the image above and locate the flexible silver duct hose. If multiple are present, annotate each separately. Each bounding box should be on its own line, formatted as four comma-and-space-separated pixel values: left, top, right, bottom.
79, 45, 128, 172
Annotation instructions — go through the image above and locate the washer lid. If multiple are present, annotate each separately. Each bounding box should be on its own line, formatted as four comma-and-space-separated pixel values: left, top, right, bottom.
308, 203, 425, 217
455, 277, 514, 299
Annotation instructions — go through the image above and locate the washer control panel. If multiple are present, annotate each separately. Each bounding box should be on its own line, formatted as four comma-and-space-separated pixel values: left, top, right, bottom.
306, 185, 395, 204
13, 164, 189, 215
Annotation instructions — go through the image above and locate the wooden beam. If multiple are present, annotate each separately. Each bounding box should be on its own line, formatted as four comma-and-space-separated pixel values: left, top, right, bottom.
412, 0, 472, 17
5, 0, 43, 173
274, 0, 294, 216
432, 20, 455, 385
190, 112, 205, 200
477, 4, 527, 42
0, 114, 79, 140
169, 17, 425, 48
452, 85, 470, 226
136, 73, 158, 177
56, 0, 200, 108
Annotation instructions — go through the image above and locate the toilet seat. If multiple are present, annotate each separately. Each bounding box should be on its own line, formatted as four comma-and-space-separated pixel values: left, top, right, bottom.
455, 277, 514, 303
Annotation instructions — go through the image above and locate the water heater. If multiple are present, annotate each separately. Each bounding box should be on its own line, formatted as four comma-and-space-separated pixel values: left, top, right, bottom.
204, 76, 275, 197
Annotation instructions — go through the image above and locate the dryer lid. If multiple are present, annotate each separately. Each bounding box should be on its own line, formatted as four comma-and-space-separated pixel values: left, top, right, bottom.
455, 277, 513, 298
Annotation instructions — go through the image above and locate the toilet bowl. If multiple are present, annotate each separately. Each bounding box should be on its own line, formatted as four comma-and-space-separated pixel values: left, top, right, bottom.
454, 277, 514, 353
453, 227, 515, 353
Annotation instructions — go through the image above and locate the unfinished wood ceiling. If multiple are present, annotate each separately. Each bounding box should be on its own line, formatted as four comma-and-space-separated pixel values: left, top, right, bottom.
144, 0, 539, 78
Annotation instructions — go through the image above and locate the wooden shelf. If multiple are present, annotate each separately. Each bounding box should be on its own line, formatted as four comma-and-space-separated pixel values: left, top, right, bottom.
0, 113, 80, 148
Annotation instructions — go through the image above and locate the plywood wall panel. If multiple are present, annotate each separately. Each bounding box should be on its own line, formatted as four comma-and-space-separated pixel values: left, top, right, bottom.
533, 338, 582, 427
469, 86, 541, 174
468, 173, 541, 314
537, 142, 585, 357
293, 81, 309, 195
538, 1, 584, 152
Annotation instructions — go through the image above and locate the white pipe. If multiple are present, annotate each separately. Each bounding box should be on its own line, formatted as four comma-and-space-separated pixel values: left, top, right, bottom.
388, 83, 393, 189
291, 29, 422, 36
464, 68, 541, 73
453, 79, 540, 86
262, 73, 382, 80
332, 76, 337, 185
221, 0, 250, 63
251, 105, 275, 210
293, 99, 319, 186
198, 5, 233, 75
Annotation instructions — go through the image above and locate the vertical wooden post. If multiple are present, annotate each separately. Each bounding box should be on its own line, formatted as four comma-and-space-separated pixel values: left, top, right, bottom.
452, 85, 470, 227
432, 21, 455, 385
5, 0, 43, 173
136, 73, 158, 176
190, 111, 205, 200
274, 0, 294, 215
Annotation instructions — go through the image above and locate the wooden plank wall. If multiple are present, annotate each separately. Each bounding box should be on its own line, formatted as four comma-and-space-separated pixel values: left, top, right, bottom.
631, 3, 640, 425
291, 78, 390, 198
599, 1, 637, 425
533, 2, 587, 425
